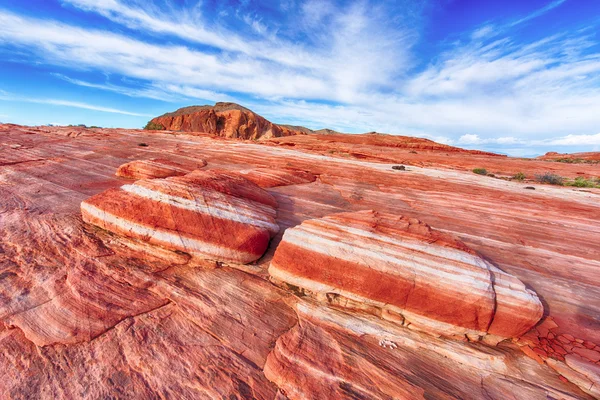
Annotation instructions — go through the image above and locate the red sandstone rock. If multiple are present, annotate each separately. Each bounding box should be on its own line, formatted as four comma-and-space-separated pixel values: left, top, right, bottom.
1, 123, 599, 399
573, 347, 600, 363
269, 210, 543, 340
81, 171, 278, 264
537, 151, 600, 162
236, 168, 316, 188
520, 345, 545, 364
536, 317, 559, 337
151, 102, 306, 140
115, 158, 207, 179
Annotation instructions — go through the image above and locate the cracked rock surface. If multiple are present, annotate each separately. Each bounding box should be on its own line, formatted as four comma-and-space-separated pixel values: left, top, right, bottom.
1, 124, 599, 399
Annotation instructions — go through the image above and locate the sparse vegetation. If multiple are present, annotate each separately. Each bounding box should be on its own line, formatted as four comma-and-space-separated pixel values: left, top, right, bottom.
513, 172, 526, 181
472, 168, 487, 175
565, 177, 600, 188
535, 172, 564, 186
144, 121, 165, 130
553, 158, 599, 165
486, 173, 495, 177
392, 165, 406, 171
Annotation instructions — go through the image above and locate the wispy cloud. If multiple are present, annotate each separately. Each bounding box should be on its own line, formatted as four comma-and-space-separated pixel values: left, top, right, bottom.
510, 0, 567, 27
52, 73, 232, 103
0, 91, 152, 116
0, 6, 413, 103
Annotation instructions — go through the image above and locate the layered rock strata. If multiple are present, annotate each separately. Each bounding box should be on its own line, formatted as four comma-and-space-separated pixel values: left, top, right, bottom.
115, 158, 207, 179
81, 170, 279, 264
269, 210, 543, 341
236, 168, 316, 188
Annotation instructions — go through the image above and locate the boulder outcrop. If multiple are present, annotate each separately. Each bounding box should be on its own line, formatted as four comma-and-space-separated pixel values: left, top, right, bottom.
81, 170, 279, 264
115, 158, 207, 180
269, 210, 543, 340
150, 102, 307, 139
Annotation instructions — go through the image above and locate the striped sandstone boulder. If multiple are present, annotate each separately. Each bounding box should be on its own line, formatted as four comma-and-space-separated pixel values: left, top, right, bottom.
269, 210, 543, 341
82, 170, 278, 264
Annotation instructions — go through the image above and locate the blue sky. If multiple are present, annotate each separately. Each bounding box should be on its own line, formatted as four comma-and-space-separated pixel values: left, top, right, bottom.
1, 0, 599, 156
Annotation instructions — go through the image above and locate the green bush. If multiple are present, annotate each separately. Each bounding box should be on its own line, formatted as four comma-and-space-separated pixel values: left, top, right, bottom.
144, 121, 165, 130
472, 168, 488, 175
535, 172, 564, 186
513, 172, 526, 181
566, 177, 600, 188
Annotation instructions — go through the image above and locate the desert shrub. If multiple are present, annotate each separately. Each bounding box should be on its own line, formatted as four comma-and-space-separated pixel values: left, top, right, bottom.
472, 168, 487, 175
392, 165, 406, 171
535, 172, 564, 185
566, 177, 600, 188
554, 158, 599, 165
513, 172, 526, 181
144, 121, 165, 130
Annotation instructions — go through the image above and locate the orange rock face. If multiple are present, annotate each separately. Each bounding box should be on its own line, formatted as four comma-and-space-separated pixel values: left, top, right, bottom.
269, 210, 543, 340
151, 102, 306, 140
1, 122, 599, 399
538, 151, 600, 162
82, 170, 279, 264
236, 168, 316, 188
115, 158, 207, 179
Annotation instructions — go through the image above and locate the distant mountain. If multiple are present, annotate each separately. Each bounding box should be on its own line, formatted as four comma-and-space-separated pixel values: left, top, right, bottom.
537, 151, 600, 162
150, 102, 329, 140
150, 102, 354, 140
149, 103, 496, 158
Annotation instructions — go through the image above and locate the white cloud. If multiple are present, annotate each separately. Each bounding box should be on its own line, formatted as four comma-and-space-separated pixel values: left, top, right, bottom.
0, 5, 414, 103
301, 0, 335, 26
471, 25, 495, 40
458, 134, 482, 144
53, 73, 233, 103
545, 133, 600, 146
0, 91, 152, 116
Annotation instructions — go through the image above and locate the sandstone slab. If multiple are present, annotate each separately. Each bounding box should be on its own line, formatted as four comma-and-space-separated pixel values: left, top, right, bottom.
115, 158, 207, 179
82, 170, 278, 264
269, 210, 543, 340
236, 167, 316, 188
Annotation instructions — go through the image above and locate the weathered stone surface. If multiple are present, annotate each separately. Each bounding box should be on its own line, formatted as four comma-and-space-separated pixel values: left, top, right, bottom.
82, 170, 279, 264
236, 168, 316, 188
269, 210, 543, 340
1, 122, 599, 399
264, 301, 586, 400
115, 158, 207, 179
